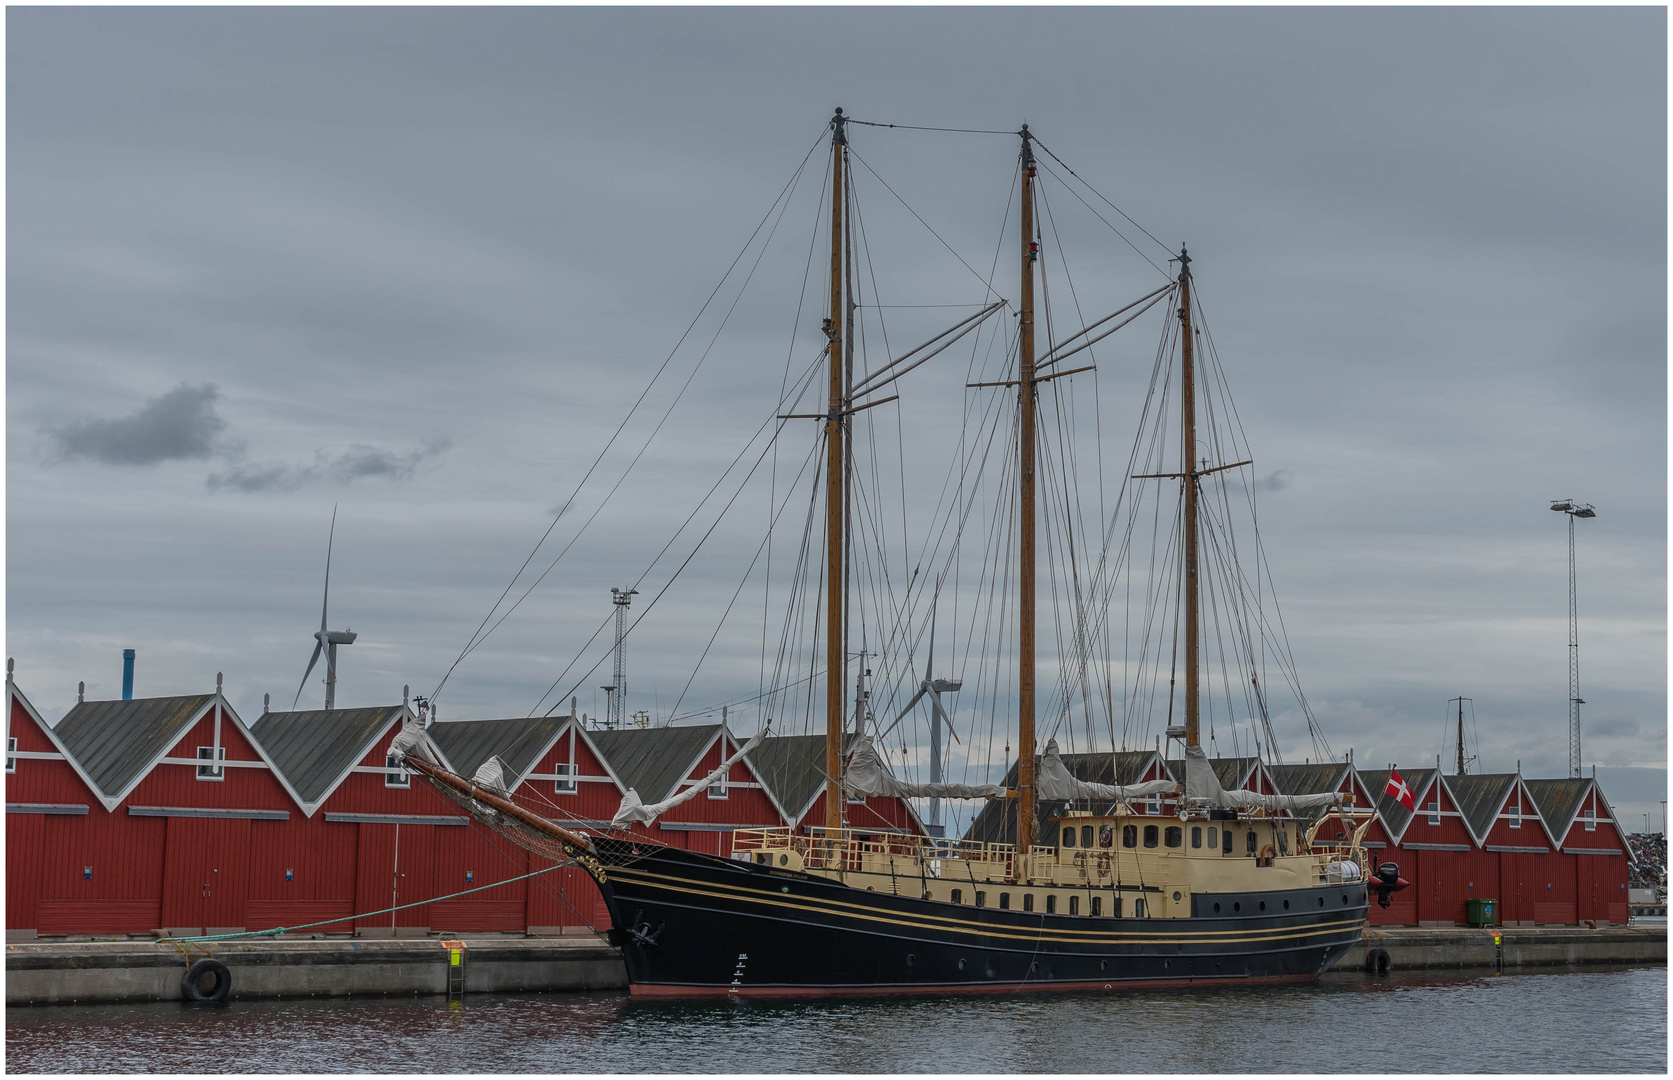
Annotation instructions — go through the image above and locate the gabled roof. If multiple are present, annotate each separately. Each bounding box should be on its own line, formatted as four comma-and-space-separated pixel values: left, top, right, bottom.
964, 749, 1162, 846
1522, 778, 1589, 842
1267, 761, 1357, 822
1358, 767, 1437, 843
1164, 755, 1261, 792
427, 715, 570, 788
586, 724, 723, 804
249, 705, 406, 812
745, 733, 833, 825
53, 694, 218, 809
1441, 773, 1520, 845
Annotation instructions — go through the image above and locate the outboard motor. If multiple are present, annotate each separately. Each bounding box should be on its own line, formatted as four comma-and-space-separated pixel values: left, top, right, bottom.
1372, 861, 1410, 909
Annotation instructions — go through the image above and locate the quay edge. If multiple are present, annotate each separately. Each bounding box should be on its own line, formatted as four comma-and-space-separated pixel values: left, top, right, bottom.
6, 926, 1663, 1005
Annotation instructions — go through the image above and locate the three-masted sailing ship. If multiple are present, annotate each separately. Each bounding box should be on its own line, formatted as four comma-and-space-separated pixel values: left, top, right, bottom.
396, 109, 1403, 997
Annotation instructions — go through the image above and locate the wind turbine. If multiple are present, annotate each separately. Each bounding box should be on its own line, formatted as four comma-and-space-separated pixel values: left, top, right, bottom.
879, 594, 962, 836
293, 505, 357, 710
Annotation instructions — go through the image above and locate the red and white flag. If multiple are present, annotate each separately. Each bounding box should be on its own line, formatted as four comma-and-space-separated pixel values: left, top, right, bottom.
1385, 769, 1415, 811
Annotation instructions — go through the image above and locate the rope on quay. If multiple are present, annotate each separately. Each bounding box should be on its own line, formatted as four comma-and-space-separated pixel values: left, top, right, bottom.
155, 862, 576, 943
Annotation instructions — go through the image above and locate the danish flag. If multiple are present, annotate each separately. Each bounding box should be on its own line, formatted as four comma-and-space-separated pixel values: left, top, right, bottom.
1385, 769, 1416, 811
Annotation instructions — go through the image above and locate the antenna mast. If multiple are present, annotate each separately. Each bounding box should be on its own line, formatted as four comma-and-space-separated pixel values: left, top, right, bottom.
824, 107, 848, 834
1015, 126, 1039, 861
1550, 499, 1595, 777
609, 587, 637, 729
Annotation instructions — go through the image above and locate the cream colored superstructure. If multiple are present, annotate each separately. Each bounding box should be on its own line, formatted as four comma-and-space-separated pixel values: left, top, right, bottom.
733, 805, 1376, 920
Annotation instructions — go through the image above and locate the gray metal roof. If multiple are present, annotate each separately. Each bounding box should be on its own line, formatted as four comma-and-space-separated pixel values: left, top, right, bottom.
1358, 767, 1437, 840
53, 695, 216, 801
586, 724, 722, 803
1164, 755, 1261, 792
427, 716, 568, 784
1266, 761, 1355, 821
744, 733, 830, 822
1444, 773, 1519, 841
1523, 777, 1592, 841
249, 705, 405, 806
963, 750, 1159, 846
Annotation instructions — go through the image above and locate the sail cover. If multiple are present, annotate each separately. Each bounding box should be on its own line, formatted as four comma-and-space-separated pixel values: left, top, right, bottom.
1183, 745, 1343, 810
1035, 739, 1176, 801
611, 729, 768, 828
841, 737, 1005, 800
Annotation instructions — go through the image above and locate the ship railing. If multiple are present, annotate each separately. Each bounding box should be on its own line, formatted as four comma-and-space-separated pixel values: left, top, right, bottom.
730, 827, 1016, 879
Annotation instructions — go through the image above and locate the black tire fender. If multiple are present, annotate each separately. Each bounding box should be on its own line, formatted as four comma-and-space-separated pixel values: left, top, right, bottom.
1364, 947, 1392, 975
182, 957, 232, 1002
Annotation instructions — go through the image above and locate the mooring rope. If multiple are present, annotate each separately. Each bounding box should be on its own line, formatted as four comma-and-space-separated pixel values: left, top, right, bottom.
155, 861, 577, 943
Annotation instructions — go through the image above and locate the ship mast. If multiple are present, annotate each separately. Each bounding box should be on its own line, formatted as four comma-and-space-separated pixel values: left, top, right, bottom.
824, 108, 848, 833
1178, 248, 1201, 749
1015, 126, 1039, 859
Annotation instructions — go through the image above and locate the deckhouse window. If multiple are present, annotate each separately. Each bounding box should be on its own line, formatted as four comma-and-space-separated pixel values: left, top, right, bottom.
554, 762, 577, 795
1245, 830, 1257, 854
1222, 828, 1233, 854
1164, 826, 1183, 848
1023, 894, 1034, 913
1068, 896, 1078, 916
1134, 898, 1146, 918
1143, 825, 1159, 849
1081, 825, 1095, 848
1122, 824, 1138, 849
6, 736, 16, 773
975, 891, 986, 908
999, 893, 1011, 910
196, 746, 225, 781
1191, 826, 1202, 849
1091, 896, 1103, 917
385, 749, 410, 788
1098, 825, 1113, 848
951, 889, 962, 905
1061, 826, 1075, 848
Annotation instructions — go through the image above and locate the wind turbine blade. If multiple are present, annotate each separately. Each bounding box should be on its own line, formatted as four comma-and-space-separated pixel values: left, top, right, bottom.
925, 606, 936, 685
293, 641, 324, 709
320, 504, 337, 633
930, 695, 961, 745
875, 685, 930, 742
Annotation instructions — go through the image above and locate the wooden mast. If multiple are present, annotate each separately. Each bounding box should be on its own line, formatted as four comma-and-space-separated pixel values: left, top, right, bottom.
1015, 126, 1038, 862
824, 107, 848, 833
1177, 248, 1201, 749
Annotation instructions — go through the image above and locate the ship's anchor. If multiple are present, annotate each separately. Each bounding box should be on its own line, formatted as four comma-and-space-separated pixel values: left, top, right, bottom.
626, 909, 664, 947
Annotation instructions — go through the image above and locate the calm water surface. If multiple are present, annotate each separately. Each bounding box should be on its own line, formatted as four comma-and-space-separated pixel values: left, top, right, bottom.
6, 966, 1665, 1073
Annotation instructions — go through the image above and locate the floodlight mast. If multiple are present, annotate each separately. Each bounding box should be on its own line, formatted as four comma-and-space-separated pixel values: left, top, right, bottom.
1550, 500, 1596, 778
609, 587, 638, 730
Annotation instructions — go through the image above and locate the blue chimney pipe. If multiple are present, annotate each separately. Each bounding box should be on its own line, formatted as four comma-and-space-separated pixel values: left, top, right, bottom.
122, 649, 134, 700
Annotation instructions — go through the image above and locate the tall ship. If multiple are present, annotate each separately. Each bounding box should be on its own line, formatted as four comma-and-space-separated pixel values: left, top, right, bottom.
396, 110, 1403, 997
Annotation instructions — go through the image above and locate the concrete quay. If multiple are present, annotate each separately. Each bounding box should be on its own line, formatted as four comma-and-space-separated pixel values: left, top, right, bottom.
6, 934, 627, 1006
7, 925, 1663, 1005
1344, 925, 1667, 971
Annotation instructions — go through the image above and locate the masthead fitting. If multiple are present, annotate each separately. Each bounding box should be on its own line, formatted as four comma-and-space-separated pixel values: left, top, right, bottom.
831, 106, 847, 145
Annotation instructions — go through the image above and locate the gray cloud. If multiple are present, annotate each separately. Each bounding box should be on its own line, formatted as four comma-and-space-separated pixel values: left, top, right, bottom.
49, 382, 226, 465
206, 438, 450, 493
1589, 712, 1641, 738
1254, 469, 1294, 494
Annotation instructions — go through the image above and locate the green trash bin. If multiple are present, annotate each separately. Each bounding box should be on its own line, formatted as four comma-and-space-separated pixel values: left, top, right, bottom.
1467, 898, 1498, 926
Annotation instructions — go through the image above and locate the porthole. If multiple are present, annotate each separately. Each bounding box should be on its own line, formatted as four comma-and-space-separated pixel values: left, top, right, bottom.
1318, 896, 1325, 907
1164, 959, 1169, 969
957, 958, 967, 972
1342, 894, 1349, 905
1099, 959, 1107, 971
906, 954, 916, 967
922, 890, 932, 900
1259, 901, 1266, 912
781, 886, 790, 893
1173, 891, 1181, 901
867, 886, 875, 892
1283, 899, 1290, 910
1233, 901, 1241, 912
1029, 961, 1038, 973
1213, 902, 1221, 913
779, 854, 789, 866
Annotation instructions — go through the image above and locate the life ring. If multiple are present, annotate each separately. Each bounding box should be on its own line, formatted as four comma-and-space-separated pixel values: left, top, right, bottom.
1258, 844, 1277, 867
182, 958, 232, 1002
1365, 947, 1392, 974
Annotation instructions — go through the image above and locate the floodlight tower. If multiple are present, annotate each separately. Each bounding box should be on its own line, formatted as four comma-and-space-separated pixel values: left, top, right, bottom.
609, 587, 637, 729
1550, 499, 1596, 778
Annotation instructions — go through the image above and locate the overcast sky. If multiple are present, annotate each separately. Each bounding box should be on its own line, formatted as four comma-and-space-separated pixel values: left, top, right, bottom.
7, 8, 1666, 828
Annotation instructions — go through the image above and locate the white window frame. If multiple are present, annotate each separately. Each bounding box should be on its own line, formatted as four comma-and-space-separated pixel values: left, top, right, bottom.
707, 764, 729, 800
196, 745, 226, 781
6, 736, 16, 773
553, 762, 577, 795
1428, 800, 1440, 826
385, 750, 410, 788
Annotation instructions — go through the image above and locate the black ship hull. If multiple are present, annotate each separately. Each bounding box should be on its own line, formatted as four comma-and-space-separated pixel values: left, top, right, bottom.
584, 841, 1368, 998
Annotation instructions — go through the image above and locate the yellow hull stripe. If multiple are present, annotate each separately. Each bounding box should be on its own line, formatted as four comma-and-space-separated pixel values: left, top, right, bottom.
609, 865, 1364, 948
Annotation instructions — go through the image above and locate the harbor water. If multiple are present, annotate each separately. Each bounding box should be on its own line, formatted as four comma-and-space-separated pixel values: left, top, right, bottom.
6, 965, 1665, 1073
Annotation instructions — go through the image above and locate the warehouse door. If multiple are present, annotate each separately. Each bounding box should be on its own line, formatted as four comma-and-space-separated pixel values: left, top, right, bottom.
160, 817, 252, 933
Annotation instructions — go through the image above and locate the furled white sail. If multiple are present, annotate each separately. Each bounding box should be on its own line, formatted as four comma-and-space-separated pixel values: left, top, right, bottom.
841, 736, 1005, 800
472, 755, 511, 795
1035, 739, 1176, 801
1183, 744, 1343, 810
611, 729, 768, 828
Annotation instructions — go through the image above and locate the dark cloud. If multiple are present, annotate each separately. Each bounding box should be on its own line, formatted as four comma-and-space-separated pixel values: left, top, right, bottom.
206, 438, 450, 493
1589, 712, 1641, 738
1254, 469, 1293, 494
49, 382, 226, 465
